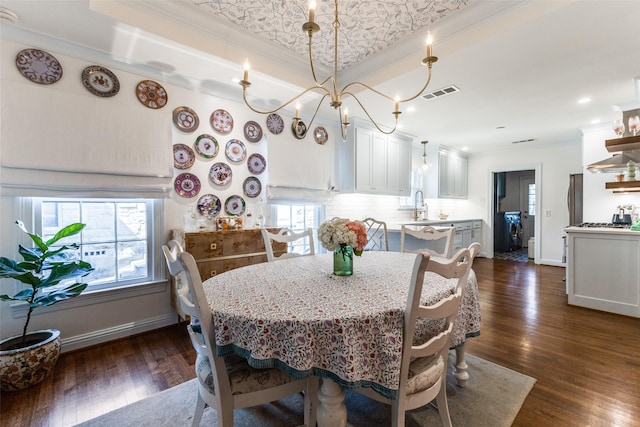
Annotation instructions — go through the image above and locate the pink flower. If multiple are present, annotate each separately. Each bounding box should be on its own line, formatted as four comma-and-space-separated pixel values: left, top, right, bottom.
346, 221, 367, 253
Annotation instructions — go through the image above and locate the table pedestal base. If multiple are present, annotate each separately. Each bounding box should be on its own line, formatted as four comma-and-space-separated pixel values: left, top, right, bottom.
317, 378, 347, 427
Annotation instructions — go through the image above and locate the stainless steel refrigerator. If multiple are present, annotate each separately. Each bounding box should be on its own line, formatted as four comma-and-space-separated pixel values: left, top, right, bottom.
568, 173, 583, 226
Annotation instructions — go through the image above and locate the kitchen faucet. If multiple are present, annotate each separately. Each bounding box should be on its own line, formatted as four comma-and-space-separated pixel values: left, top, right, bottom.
413, 190, 424, 220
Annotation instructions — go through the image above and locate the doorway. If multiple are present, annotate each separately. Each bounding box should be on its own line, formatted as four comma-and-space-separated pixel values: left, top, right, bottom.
493, 170, 536, 262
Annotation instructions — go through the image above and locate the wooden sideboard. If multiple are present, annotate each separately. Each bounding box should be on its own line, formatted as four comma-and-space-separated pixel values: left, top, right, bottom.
169, 228, 286, 319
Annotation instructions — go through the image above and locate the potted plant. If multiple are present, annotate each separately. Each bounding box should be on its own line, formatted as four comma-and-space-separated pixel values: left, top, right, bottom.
0, 221, 93, 391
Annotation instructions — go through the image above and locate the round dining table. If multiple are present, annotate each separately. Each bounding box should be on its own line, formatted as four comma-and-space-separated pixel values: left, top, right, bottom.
202, 251, 480, 427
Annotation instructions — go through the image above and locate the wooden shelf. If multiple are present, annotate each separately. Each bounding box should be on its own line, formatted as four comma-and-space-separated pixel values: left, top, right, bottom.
606, 135, 640, 152
605, 180, 640, 193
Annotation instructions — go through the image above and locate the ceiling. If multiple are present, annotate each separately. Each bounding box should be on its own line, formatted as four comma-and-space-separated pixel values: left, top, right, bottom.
1, 0, 639, 154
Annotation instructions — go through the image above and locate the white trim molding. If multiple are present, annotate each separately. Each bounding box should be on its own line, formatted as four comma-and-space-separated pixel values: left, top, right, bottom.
60, 312, 179, 353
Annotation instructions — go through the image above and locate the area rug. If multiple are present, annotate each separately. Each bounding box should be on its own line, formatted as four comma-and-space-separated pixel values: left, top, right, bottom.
76, 354, 535, 427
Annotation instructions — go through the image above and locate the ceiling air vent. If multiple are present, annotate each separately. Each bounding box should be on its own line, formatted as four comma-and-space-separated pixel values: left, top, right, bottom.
511, 138, 537, 144
422, 85, 460, 101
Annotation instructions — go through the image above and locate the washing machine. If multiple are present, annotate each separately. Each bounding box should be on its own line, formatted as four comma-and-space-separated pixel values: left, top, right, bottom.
504, 211, 523, 251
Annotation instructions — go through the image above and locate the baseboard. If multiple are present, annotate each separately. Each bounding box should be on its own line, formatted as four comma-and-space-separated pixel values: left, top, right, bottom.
60, 312, 179, 353
539, 259, 566, 267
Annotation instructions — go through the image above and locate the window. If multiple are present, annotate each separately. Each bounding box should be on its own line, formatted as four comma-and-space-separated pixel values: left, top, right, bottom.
34, 198, 160, 292
270, 204, 324, 254
528, 184, 536, 215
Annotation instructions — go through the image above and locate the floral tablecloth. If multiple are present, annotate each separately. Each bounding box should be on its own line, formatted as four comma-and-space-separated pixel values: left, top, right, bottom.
203, 251, 480, 399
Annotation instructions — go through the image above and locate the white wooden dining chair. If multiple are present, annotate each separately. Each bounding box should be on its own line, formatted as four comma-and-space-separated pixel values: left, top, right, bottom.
161, 246, 318, 427
354, 248, 472, 427
362, 217, 389, 251
468, 242, 481, 262
261, 227, 315, 262
400, 225, 455, 258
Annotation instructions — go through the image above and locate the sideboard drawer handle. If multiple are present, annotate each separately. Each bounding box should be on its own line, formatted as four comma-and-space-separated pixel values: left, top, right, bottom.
210, 243, 217, 250
210, 270, 217, 277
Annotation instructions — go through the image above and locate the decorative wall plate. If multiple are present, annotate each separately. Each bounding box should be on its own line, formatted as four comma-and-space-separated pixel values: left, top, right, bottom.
292, 120, 307, 139
16, 48, 63, 85
194, 134, 219, 159
81, 65, 119, 97
313, 126, 329, 145
247, 153, 266, 175
173, 106, 199, 132
224, 195, 246, 216
225, 139, 247, 163
266, 113, 284, 134
136, 80, 168, 109
210, 109, 234, 134
209, 162, 232, 186
197, 194, 222, 217
174, 173, 201, 198
243, 121, 263, 142
243, 177, 262, 198
173, 143, 195, 169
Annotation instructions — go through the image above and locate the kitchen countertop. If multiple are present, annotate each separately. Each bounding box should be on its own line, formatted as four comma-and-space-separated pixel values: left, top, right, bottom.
387, 218, 483, 232
564, 226, 640, 236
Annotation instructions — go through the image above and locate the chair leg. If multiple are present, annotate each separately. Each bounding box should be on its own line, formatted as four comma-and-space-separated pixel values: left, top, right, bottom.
391, 400, 406, 427
435, 383, 452, 427
192, 392, 206, 427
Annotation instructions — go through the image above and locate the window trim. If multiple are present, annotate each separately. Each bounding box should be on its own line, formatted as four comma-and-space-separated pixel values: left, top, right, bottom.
10, 197, 166, 312
9, 280, 168, 319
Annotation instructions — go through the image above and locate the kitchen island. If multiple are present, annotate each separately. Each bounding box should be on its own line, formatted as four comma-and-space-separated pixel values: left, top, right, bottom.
387, 219, 483, 253
565, 226, 640, 318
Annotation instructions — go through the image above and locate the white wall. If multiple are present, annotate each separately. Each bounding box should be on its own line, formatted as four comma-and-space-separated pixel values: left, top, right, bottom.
0, 38, 336, 350
468, 141, 583, 265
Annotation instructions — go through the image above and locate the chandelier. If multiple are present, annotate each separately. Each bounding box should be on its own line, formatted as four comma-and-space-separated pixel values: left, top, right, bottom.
239, 0, 438, 140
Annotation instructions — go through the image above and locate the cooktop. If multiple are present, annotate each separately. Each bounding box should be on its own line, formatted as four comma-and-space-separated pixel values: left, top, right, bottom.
575, 222, 631, 229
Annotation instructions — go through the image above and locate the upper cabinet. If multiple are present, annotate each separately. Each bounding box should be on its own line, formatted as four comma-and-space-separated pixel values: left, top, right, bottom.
426, 147, 468, 199
338, 120, 413, 196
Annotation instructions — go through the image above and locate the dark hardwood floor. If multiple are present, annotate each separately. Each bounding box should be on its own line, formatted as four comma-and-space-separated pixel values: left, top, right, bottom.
2, 257, 639, 426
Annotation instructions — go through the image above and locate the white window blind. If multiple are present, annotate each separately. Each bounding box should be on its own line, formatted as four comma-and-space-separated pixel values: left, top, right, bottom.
266, 123, 336, 203
0, 80, 173, 197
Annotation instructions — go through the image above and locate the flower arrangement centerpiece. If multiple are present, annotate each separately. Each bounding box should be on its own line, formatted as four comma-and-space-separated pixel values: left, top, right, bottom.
318, 218, 367, 276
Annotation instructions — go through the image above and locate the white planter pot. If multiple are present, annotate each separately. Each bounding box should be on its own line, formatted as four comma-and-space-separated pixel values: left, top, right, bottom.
0, 329, 61, 391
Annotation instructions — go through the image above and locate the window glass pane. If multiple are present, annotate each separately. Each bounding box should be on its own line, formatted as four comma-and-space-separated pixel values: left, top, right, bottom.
118, 240, 147, 280
117, 202, 147, 240
83, 243, 116, 284
528, 184, 536, 214
42, 202, 80, 241
82, 202, 116, 244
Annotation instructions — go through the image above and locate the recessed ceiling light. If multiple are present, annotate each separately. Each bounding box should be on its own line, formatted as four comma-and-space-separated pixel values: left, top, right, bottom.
577, 97, 591, 104
231, 77, 240, 83
461, 146, 469, 151
407, 106, 416, 113
590, 118, 601, 124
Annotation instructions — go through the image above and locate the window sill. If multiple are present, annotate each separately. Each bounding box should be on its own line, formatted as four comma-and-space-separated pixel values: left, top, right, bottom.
10, 280, 169, 319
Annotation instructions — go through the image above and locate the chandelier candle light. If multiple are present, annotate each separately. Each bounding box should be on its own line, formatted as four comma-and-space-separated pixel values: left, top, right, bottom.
318, 218, 367, 276
239, 0, 438, 140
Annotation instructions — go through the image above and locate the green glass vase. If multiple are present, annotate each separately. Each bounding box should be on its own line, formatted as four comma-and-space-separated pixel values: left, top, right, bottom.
333, 244, 354, 276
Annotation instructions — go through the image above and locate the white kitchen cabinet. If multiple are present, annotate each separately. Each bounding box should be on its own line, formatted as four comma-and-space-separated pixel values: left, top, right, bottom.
470, 220, 482, 245
426, 148, 468, 199
354, 127, 387, 193
386, 134, 412, 195
338, 120, 413, 195
566, 227, 640, 318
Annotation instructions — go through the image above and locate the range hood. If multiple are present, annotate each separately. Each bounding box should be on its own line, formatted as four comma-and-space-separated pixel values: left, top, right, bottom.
587, 151, 640, 173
